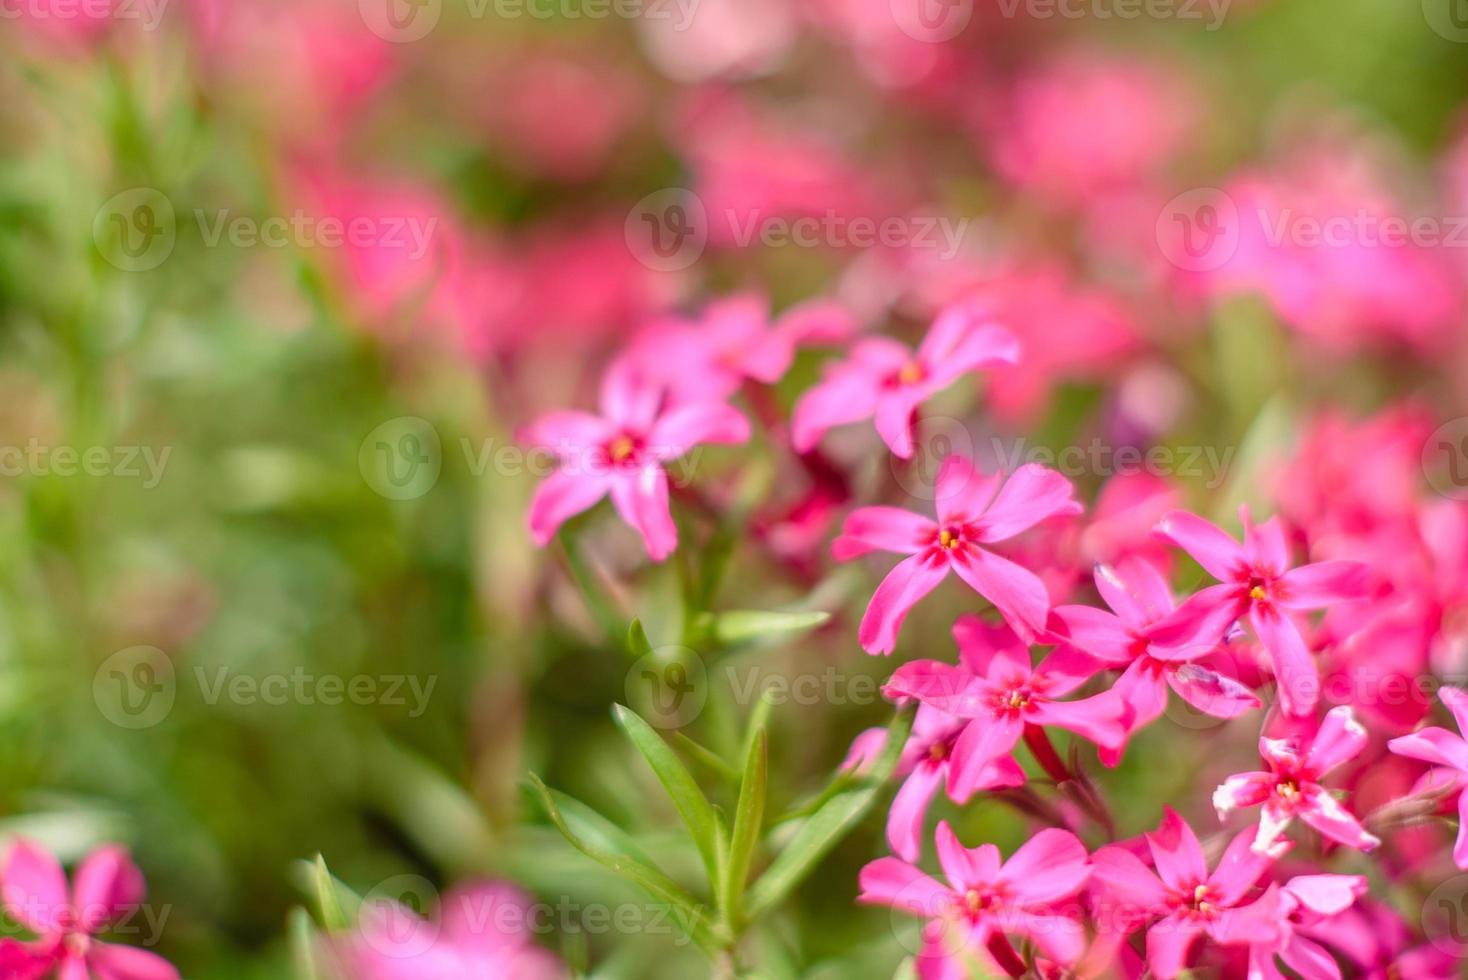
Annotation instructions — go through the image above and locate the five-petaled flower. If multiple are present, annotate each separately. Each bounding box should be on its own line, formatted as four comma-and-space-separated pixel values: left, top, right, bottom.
520, 358, 750, 561
1090, 808, 1287, 980
834, 456, 1082, 652
0, 838, 179, 980
1213, 705, 1380, 853
792, 304, 1019, 458
1153, 507, 1369, 716
859, 821, 1091, 977
1387, 685, 1468, 868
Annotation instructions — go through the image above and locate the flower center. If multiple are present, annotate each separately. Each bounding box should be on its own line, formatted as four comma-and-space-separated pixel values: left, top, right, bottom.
1276, 779, 1300, 803
1190, 884, 1216, 917
1248, 585, 1268, 602
608, 435, 637, 463
928, 741, 949, 763
896, 360, 925, 385
962, 888, 996, 918
939, 529, 960, 550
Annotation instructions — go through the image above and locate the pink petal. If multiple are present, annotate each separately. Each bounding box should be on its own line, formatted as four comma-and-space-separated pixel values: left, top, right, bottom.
439, 880, 536, 950
832, 507, 934, 560
883, 661, 984, 713
1097, 558, 1176, 626
1205, 884, 1284, 946
1388, 727, 1468, 771
1249, 605, 1318, 716
1441, 686, 1468, 735
1241, 511, 1289, 573
995, 829, 1090, 905
646, 401, 749, 458
951, 616, 1032, 679
1303, 706, 1368, 777
1047, 605, 1134, 664
857, 553, 950, 655
840, 727, 888, 776
526, 470, 611, 546
1155, 510, 1246, 582
873, 387, 927, 459
1145, 914, 1203, 980
72, 847, 145, 933
1297, 787, 1379, 852
517, 410, 615, 455
950, 547, 1051, 641
1111, 659, 1169, 743
947, 716, 1024, 799
1276, 561, 1370, 610
887, 763, 946, 863
976, 465, 1082, 543
1165, 663, 1260, 719
1213, 772, 1273, 819
1, 839, 67, 937
1278, 935, 1343, 980
1012, 910, 1088, 967
1145, 584, 1242, 654
1089, 844, 1167, 911
87, 943, 179, 980
1033, 644, 1113, 697
933, 456, 1002, 525
598, 357, 663, 431
609, 467, 677, 562
858, 859, 951, 920
790, 370, 879, 453
917, 305, 1017, 370
1031, 691, 1126, 752
934, 822, 1000, 892
1256, 799, 1295, 852
1456, 788, 1468, 869
1281, 874, 1366, 916
60, 957, 89, 980
1209, 824, 1286, 905
1146, 808, 1208, 893
773, 298, 856, 346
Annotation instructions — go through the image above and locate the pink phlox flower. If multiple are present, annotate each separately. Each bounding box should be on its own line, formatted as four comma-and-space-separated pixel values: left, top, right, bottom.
1214, 705, 1379, 853
859, 821, 1092, 974
833, 456, 1081, 652
1153, 506, 1370, 716
1089, 808, 1289, 980
883, 617, 1124, 797
0, 839, 178, 980
520, 357, 750, 561
792, 304, 1019, 459
1246, 873, 1368, 980
1388, 685, 1468, 868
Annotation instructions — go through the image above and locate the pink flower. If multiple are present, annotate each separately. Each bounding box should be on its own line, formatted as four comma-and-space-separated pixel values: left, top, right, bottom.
520, 359, 750, 561
1052, 558, 1261, 763
1154, 507, 1369, 715
1214, 705, 1379, 853
1388, 686, 1468, 867
859, 822, 1091, 976
1247, 874, 1368, 980
883, 618, 1123, 796
1090, 809, 1287, 980
630, 293, 855, 403
0, 839, 178, 980
341, 880, 565, 980
834, 457, 1080, 652
792, 306, 1019, 459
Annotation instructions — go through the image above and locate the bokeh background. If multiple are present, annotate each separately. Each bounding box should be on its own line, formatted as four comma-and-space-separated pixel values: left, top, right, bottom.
4, 0, 1468, 976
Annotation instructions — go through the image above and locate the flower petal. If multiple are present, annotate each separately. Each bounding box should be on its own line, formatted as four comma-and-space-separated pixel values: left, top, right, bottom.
1281, 874, 1366, 917
87, 943, 180, 980
1210, 824, 1287, 905
1389, 727, 1468, 771
1155, 510, 1246, 582
832, 507, 934, 560
858, 858, 951, 920
1441, 686, 1468, 736
934, 822, 1000, 892
873, 388, 928, 460
950, 547, 1051, 642
1166, 663, 1260, 720
887, 763, 946, 863
1276, 561, 1370, 610
1297, 787, 1379, 852
609, 467, 677, 562
647, 401, 749, 458
1097, 558, 1176, 625
1250, 606, 1318, 717
951, 616, 1032, 679
526, 470, 610, 546
976, 465, 1082, 543
933, 456, 1001, 525
599, 357, 663, 431
790, 370, 880, 453
857, 554, 950, 655
517, 411, 615, 455
1303, 706, 1368, 777
1, 839, 67, 937
1145, 914, 1204, 980
1089, 844, 1167, 912
1146, 808, 1208, 894
995, 829, 1090, 906
73, 846, 145, 934
947, 716, 1024, 800
1213, 772, 1273, 820
1047, 605, 1134, 664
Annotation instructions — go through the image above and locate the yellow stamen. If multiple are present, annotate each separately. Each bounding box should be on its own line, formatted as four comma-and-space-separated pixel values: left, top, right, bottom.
939, 529, 959, 549
897, 360, 925, 385
609, 435, 635, 462
929, 742, 948, 762
1249, 585, 1268, 602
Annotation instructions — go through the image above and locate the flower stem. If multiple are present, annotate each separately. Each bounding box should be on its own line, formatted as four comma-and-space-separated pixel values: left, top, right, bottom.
984, 933, 1028, 978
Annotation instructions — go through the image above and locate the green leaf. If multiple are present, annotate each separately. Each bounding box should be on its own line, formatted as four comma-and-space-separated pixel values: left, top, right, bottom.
697, 610, 830, 648
673, 732, 740, 784
612, 704, 722, 887
720, 727, 767, 926
627, 618, 654, 660
744, 706, 913, 921
288, 907, 322, 980
525, 774, 723, 953
301, 855, 358, 931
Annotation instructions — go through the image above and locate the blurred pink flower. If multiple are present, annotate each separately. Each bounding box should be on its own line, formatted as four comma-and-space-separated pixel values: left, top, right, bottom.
859, 822, 1091, 975
792, 304, 1018, 458
636, 0, 796, 82
833, 457, 1080, 651
1388, 685, 1468, 867
1214, 705, 1380, 853
1090, 810, 1287, 980
520, 358, 749, 561
0, 839, 177, 980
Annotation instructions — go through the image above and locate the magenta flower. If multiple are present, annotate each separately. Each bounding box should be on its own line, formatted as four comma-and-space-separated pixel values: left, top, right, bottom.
0, 839, 178, 980
1051, 558, 1261, 763
791, 304, 1019, 458
834, 456, 1081, 652
843, 702, 1026, 863
1090, 809, 1287, 980
1213, 705, 1379, 853
1153, 507, 1369, 715
520, 358, 750, 561
859, 821, 1091, 976
341, 880, 565, 980
884, 618, 1124, 797
1247, 874, 1367, 980
1388, 685, 1468, 868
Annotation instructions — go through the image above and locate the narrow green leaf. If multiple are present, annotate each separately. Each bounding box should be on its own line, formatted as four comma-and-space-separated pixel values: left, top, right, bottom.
627, 618, 654, 660
698, 610, 830, 648
524, 774, 722, 953
720, 727, 767, 926
673, 732, 740, 784
612, 704, 722, 887
288, 907, 322, 980
307, 855, 352, 931
744, 706, 913, 921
